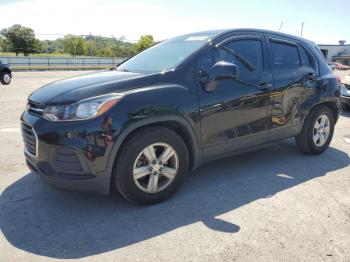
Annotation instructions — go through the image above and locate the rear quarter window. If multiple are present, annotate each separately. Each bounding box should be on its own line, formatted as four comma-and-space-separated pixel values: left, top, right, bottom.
298, 46, 311, 67
270, 41, 300, 70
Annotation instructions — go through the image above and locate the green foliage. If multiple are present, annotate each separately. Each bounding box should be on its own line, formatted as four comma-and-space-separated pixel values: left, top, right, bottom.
0, 24, 155, 58
82, 35, 133, 58
63, 35, 85, 57
41, 39, 65, 54
132, 35, 154, 54
0, 24, 41, 56
0, 37, 6, 52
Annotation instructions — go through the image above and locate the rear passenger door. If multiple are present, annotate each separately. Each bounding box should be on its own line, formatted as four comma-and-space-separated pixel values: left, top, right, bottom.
267, 36, 318, 140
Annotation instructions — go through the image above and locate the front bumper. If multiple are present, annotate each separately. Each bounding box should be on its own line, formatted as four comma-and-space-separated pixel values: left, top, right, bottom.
25, 156, 111, 194
21, 111, 120, 194
341, 95, 350, 105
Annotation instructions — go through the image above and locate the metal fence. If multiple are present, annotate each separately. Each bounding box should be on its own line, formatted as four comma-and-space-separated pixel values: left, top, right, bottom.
0, 56, 125, 71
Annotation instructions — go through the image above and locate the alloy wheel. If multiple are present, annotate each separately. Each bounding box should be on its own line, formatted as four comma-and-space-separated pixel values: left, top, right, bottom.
3, 73, 11, 84
133, 143, 179, 193
313, 115, 330, 147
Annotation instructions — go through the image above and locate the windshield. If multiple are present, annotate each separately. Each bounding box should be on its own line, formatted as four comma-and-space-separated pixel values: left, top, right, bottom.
118, 34, 214, 73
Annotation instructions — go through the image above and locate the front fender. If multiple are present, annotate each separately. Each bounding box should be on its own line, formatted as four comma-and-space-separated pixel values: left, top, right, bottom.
104, 84, 202, 180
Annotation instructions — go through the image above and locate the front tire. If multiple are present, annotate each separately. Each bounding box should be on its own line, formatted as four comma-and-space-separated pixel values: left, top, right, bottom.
0, 72, 11, 85
113, 126, 189, 205
295, 105, 335, 155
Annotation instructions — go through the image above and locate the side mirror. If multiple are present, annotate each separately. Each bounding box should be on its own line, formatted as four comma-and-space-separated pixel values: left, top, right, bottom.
205, 61, 239, 92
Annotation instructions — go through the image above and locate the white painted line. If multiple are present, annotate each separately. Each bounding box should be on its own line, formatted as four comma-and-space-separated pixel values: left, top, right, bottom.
344, 137, 350, 144
0, 128, 21, 132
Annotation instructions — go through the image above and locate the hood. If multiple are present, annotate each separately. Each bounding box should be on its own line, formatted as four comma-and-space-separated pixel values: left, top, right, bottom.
29, 70, 159, 105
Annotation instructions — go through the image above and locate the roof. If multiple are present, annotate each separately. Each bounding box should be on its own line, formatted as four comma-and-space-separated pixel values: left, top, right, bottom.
187, 28, 315, 45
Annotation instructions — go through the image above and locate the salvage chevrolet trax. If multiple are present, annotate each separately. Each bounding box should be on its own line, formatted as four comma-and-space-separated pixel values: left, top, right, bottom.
21, 29, 340, 205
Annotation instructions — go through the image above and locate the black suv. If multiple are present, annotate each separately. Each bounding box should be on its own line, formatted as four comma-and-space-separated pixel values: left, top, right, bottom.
0, 60, 12, 85
21, 29, 340, 205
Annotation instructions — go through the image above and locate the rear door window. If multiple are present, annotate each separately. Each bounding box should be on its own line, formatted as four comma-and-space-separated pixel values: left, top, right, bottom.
270, 41, 301, 70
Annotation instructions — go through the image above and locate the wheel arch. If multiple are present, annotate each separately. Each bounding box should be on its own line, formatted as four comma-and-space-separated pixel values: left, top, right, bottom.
307, 100, 339, 124
1, 68, 12, 75
106, 116, 202, 182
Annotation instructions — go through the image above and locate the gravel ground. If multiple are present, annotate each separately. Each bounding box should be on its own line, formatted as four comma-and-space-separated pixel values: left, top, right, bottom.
0, 71, 349, 262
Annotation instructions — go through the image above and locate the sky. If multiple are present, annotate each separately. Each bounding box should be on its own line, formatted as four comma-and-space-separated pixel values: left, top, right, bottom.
0, 0, 349, 44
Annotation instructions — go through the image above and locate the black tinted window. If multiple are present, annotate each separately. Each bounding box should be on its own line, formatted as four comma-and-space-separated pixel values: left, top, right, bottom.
215, 39, 263, 73
298, 46, 311, 66
270, 41, 300, 70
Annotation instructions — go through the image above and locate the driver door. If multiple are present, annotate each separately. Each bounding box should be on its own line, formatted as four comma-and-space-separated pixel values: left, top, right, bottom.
197, 34, 273, 159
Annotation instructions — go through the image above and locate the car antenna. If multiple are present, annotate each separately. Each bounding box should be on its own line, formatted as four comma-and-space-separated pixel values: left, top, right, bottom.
301, 22, 305, 37
278, 21, 283, 32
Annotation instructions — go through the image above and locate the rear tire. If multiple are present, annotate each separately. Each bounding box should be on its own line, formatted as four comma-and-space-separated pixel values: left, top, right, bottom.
0, 72, 11, 85
113, 126, 189, 205
295, 105, 335, 155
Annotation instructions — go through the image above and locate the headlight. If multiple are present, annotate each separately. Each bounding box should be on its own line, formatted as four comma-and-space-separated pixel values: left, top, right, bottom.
43, 93, 123, 121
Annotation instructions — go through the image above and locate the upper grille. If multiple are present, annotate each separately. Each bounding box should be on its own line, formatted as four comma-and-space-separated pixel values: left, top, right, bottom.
21, 122, 37, 157
27, 100, 44, 116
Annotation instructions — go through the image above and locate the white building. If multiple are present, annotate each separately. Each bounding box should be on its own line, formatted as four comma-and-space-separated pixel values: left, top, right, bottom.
318, 41, 350, 65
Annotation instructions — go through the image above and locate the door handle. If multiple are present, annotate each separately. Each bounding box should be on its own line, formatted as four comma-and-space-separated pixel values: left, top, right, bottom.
257, 83, 272, 90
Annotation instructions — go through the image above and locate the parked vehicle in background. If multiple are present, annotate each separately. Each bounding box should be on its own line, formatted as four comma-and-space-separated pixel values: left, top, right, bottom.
343, 74, 350, 85
341, 74, 350, 110
0, 60, 12, 85
21, 29, 340, 205
332, 62, 350, 70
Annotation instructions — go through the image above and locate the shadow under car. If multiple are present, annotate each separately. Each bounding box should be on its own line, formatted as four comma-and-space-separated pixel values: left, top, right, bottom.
0, 140, 349, 259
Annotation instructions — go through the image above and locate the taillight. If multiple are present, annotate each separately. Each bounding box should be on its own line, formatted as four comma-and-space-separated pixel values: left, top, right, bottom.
335, 75, 341, 84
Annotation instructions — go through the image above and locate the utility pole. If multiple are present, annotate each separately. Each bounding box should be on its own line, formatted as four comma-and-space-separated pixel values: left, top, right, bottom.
301, 22, 305, 37
278, 21, 283, 32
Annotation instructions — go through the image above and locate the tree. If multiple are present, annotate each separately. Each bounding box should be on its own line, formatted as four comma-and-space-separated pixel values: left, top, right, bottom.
82, 35, 133, 58
41, 39, 65, 54
0, 24, 40, 56
0, 36, 7, 52
84, 40, 97, 56
132, 35, 154, 54
110, 36, 126, 57
62, 35, 85, 57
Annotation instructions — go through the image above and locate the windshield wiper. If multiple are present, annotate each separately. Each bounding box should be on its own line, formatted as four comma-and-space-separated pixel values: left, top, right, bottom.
117, 68, 131, 72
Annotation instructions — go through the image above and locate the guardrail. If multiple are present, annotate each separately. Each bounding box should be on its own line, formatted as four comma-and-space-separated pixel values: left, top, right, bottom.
0, 56, 125, 71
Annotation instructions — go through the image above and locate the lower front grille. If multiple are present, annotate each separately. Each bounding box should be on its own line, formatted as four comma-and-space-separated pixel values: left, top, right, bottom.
51, 147, 86, 174
21, 122, 37, 157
